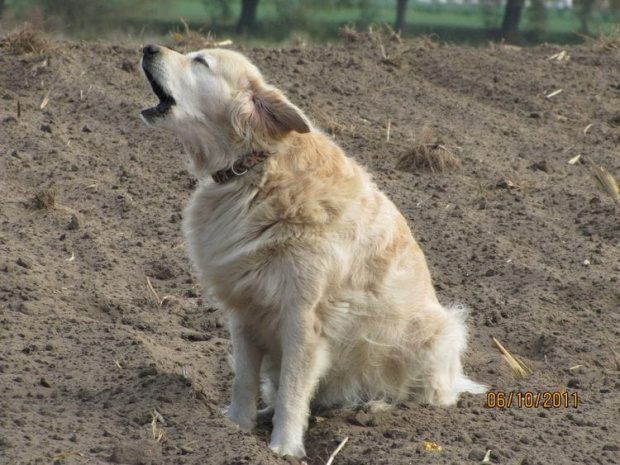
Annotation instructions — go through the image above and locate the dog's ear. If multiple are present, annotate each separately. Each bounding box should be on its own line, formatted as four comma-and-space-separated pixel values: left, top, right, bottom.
230, 79, 310, 143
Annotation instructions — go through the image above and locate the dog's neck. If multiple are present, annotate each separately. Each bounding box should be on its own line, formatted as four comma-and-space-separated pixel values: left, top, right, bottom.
183, 131, 285, 184
182, 127, 292, 184
185, 143, 272, 184
211, 150, 270, 183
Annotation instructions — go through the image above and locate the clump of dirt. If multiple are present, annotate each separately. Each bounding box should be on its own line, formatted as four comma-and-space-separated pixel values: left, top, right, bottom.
1, 29, 619, 465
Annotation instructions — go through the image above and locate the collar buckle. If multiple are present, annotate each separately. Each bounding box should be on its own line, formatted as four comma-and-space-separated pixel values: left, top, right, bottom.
212, 150, 269, 184
231, 164, 248, 177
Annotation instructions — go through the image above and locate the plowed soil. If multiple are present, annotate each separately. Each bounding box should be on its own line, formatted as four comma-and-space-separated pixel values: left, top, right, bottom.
1, 30, 619, 465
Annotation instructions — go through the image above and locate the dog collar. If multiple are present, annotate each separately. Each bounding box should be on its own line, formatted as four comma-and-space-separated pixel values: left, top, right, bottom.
212, 150, 270, 183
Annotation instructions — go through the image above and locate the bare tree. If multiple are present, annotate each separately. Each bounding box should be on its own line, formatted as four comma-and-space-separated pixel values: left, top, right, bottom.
501, 0, 525, 37
395, 0, 409, 32
576, 0, 596, 34
203, 0, 233, 20
237, 0, 260, 34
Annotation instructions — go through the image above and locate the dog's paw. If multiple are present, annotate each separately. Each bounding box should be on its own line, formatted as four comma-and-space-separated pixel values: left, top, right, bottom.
224, 405, 256, 431
269, 439, 306, 459
256, 406, 275, 426
257, 406, 275, 418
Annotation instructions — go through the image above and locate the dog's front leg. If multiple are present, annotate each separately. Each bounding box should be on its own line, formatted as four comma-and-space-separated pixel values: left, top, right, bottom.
269, 310, 329, 458
226, 317, 263, 431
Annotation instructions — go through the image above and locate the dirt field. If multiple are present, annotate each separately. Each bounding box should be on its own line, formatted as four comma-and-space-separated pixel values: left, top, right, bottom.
1, 28, 619, 465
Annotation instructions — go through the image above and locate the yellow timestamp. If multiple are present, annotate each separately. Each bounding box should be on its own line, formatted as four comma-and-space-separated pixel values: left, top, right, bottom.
486, 391, 579, 409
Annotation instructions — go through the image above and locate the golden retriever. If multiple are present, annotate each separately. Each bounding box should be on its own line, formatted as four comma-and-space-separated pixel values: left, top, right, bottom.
140, 44, 486, 458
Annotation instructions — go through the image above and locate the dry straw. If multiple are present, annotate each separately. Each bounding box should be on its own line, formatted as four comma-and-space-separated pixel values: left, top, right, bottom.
2, 23, 50, 55
492, 337, 533, 379
340, 23, 360, 42
39, 90, 51, 110
548, 50, 570, 62
311, 105, 349, 136
146, 277, 170, 308
545, 88, 563, 99
569, 154, 620, 210
30, 184, 58, 210
583, 27, 620, 53
52, 451, 84, 461
326, 437, 349, 465
169, 19, 231, 51
150, 410, 167, 443
396, 125, 460, 173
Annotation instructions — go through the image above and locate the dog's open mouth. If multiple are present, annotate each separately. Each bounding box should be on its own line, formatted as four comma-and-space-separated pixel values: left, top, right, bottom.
141, 65, 176, 120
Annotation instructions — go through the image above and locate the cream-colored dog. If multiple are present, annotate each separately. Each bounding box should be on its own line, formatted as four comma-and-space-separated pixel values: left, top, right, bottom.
140, 44, 486, 458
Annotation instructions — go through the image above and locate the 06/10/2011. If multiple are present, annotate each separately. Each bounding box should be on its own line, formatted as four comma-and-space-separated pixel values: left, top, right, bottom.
486, 391, 578, 409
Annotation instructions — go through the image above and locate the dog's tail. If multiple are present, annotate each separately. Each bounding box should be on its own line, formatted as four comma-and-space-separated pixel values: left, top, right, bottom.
454, 374, 488, 395
422, 304, 488, 406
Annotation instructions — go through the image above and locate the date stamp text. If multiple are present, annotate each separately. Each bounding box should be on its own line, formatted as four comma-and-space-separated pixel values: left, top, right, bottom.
486, 391, 578, 409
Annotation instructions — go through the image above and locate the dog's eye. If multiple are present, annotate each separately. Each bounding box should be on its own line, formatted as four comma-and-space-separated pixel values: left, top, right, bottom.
193, 57, 209, 68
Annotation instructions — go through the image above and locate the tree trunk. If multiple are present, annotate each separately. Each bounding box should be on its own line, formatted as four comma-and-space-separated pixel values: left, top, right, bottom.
237, 0, 260, 34
395, 0, 409, 32
501, 0, 525, 37
577, 0, 596, 34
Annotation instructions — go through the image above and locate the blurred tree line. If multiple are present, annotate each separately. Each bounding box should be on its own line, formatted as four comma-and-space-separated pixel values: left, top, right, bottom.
231, 0, 620, 37
209, 0, 620, 36
2, 0, 164, 32
495, 0, 620, 37
232, 0, 385, 33
3, 0, 619, 41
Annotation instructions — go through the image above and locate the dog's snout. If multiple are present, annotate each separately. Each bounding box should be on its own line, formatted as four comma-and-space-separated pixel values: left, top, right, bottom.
143, 44, 160, 58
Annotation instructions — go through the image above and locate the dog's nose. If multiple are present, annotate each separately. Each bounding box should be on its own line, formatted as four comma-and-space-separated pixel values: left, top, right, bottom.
143, 44, 160, 57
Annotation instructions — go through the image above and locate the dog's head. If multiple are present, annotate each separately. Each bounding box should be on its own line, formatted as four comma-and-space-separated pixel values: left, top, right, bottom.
140, 45, 310, 152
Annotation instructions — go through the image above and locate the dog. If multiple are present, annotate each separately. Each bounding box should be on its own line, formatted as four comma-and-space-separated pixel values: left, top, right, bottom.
140, 44, 486, 458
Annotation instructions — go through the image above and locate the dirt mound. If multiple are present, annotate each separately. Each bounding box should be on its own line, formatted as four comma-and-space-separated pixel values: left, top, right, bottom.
1, 30, 619, 464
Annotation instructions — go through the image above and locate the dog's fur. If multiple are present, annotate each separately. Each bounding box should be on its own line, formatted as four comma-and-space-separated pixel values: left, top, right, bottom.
140, 45, 486, 458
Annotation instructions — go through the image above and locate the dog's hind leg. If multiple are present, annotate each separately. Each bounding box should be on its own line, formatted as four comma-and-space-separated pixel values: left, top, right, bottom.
268, 308, 331, 458
225, 315, 263, 431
